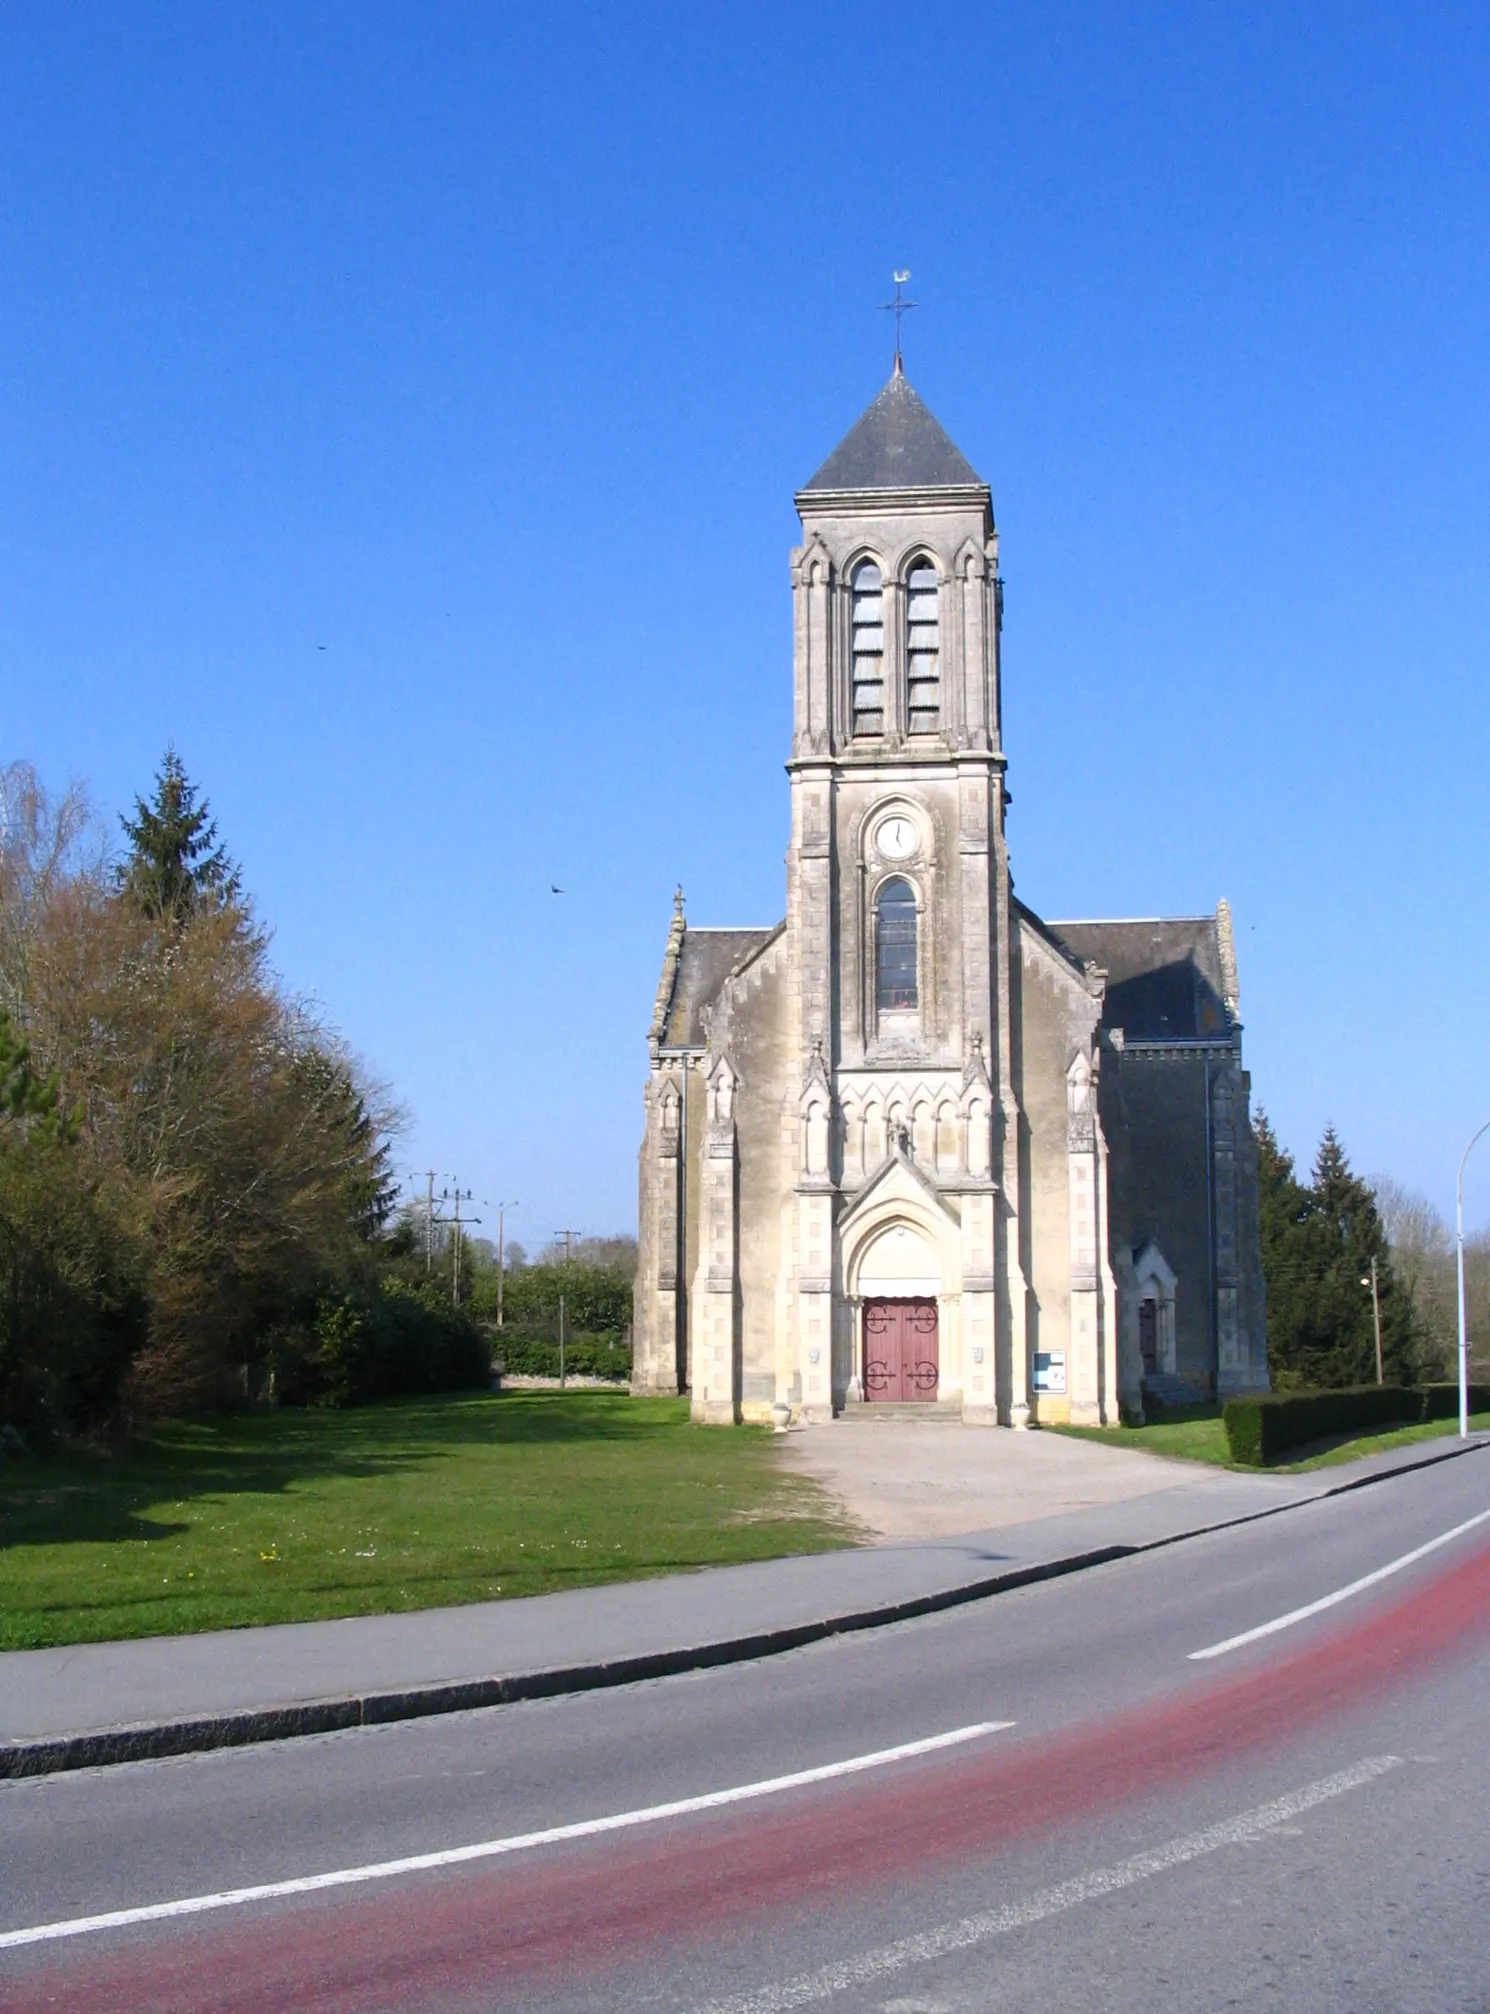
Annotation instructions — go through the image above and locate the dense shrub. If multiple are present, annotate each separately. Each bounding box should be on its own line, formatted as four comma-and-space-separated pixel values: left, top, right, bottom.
368, 1280, 492, 1396
1224, 1384, 1420, 1466
0, 1135, 148, 1441
272, 1279, 491, 1407
0, 1002, 148, 1440
489, 1262, 632, 1336
494, 1330, 631, 1382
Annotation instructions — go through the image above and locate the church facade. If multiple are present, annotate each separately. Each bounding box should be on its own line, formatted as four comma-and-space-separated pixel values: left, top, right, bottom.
632, 365, 1268, 1426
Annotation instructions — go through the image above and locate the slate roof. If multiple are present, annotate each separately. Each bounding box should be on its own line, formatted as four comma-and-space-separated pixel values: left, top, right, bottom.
1045, 915, 1233, 1042
802, 368, 984, 493
659, 926, 781, 1050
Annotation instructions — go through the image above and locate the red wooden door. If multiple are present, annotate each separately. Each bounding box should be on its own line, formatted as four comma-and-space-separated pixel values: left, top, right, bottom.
863, 1301, 899, 1397
863, 1299, 939, 1401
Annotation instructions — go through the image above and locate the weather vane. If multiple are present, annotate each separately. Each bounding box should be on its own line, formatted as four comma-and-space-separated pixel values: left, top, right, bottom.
879, 270, 917, 372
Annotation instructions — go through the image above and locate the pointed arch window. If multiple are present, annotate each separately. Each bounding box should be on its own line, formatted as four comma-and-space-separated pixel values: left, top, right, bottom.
875, 877, 918, 1011
905, 560, 940, 733
1134, 1242, 1178, 1378
850, 561, 885, 737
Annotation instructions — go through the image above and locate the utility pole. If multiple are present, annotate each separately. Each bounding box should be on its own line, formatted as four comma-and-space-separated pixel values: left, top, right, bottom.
1361, 1256, 1383, 1385
443, 1186, 479, 1307
495, 1201, 518, 1330
421, 1170, 437, 1274
552, 1233, 582, 1387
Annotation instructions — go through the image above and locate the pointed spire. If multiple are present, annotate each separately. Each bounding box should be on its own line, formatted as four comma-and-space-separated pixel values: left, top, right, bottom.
801, 371, 983, 493
963, 1029, 992, 1092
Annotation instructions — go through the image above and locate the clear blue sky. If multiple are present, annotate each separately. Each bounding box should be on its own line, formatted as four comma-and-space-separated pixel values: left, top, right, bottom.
5, 3, 1489, 1243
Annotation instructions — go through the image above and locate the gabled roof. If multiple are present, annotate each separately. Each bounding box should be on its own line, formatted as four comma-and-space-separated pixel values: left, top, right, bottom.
801, 366, 984, 493
658, 926, 781, 1050
1045, 915, 1233, 1041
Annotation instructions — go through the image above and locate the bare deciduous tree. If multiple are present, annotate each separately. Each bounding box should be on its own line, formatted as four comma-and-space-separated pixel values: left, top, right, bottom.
1, 760, 405, 1431
1371, 1174, 1490, 1378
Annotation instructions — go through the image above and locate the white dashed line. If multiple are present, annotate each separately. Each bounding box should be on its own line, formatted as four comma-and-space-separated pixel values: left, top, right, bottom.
0, 1720, 1014, 1950
698, 1756, 1404, 2013
1189, 1507, 1490, 1660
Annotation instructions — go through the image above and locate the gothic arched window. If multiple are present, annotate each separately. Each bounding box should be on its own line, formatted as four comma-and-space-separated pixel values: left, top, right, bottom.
905, 560, 940, 733
1134, 1241, 1178, 1378
850, 561, 885, 737
875, 877, 918, 1011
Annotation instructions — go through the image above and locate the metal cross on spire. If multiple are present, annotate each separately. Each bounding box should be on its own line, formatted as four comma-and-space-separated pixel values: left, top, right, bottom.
879, 270, 917, 374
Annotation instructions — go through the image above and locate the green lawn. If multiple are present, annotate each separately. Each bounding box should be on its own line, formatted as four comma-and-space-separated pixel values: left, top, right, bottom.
1052, 1407, 1234, 1466
0, 1391, 858, 1650
1050, 1406, 1490, 1472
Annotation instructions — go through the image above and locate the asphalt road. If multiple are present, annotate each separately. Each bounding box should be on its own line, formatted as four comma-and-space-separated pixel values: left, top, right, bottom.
3, 1450, 1489, 2011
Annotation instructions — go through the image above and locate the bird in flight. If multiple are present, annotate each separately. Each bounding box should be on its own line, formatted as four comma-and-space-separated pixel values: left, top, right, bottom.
551, 884, 564, 894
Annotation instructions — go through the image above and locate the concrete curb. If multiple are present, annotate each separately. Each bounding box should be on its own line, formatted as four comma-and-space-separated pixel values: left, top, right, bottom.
0, 1545, 1132, 1780
3, 1432, 1485, 1781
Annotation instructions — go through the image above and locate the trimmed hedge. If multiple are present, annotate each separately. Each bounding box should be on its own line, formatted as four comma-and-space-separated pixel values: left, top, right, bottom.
493, 1332, 632, 1383
1224, 1385, 1419, 1466
1225, 1380, 1490, 1463
1418, 1382, 1490, 1421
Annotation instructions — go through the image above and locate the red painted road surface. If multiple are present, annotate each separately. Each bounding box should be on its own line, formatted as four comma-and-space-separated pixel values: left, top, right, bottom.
7, 1538, 1490, 2013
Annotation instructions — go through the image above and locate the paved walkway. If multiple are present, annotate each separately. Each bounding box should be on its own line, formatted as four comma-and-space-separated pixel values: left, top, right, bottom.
776, 1419, 1197, 1540
2, 1433, 1485, 1776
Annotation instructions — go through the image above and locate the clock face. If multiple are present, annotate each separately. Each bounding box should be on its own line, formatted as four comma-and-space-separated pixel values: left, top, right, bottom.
876, 815, 918, 861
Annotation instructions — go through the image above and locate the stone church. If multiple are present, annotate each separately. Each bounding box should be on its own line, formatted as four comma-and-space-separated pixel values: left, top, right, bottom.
633, 363, 1268, 1426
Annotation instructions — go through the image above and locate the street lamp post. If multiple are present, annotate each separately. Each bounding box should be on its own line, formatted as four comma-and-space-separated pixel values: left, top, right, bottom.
1455, 1121, 1490, 1439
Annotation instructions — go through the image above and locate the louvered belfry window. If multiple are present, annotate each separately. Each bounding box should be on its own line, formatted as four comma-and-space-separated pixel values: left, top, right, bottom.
875, 877, 918, 1011
850, 561, 886, 737
905, 560, 940, 733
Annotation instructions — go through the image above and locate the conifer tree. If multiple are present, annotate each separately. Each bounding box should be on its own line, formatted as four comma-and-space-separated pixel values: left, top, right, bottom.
1309, 1127, 1418, 1384
1255, 1112, 1420, 1389
119, 750, 239, 921
1255, 1109, 1314, 1381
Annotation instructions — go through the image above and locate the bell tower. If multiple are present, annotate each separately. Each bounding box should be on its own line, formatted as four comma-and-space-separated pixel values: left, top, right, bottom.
782, 362, 1031, 1424
638, 347, 1254, 1431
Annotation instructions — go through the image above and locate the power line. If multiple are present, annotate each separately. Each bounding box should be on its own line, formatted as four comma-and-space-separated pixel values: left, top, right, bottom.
441, 1185, 481, 1306
407, 1172, 482, 1304
405, 1170, 447, 1274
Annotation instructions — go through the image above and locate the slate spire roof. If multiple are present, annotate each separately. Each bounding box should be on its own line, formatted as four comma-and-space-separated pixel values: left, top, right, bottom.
802, 362, 984, 492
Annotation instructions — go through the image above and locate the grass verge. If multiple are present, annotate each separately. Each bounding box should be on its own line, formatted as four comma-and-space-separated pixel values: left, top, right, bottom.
1049, 1406, 1490, 1471
0, 1391, 858, 1650
1284, 1410, 1490, 1471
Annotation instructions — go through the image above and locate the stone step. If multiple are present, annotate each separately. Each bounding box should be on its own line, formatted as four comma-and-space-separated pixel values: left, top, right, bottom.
838, 1400, 962, 1422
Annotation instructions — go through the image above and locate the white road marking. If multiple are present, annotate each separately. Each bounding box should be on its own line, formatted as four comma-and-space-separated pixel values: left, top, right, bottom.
698, 1755, 1403, 2013
0, 1721, 1014, 1951
1189, 1505, 1490, 1660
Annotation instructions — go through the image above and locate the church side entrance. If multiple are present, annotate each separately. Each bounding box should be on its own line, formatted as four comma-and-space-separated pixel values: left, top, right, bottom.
863, 1298, 939, 1402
